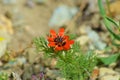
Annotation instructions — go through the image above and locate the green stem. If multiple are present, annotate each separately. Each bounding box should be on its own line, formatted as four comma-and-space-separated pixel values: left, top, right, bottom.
57, 52, 66, 62
80, 76, 84, 80
106, 0, 112, 16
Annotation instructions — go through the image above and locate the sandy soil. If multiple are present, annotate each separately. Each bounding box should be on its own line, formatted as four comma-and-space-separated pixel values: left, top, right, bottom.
0, 0, 61, 51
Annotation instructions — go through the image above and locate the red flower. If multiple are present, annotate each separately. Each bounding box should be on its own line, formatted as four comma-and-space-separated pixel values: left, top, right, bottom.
47, 28, 74, 51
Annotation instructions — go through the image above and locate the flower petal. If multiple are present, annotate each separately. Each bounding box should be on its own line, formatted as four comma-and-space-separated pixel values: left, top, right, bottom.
64, 35, 69, 39
58, 28, 64, 36
55, 46, 63, 51
47, 37, 54, 42
48, 42, 56, 47
50, 29, 56, 37
69, 40, 74, 44
63, 43, 70, 50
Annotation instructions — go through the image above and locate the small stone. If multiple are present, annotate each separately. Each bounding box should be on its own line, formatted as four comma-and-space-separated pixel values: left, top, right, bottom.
44, 58, 52, 67
99, 67, 120, 80
33, 64, 41, 73
49, 5, 78, 27
50, 58, 57, 68
10, 72, 21, 80
45, 68, 60, 79
0, 15, 13, 58
27, 48, 39, 63
77, 25, 87, 35
26, 0, 35, 8
22, 63, 33, 80
94, 41, 107, 50
90, 68, 99, 80
86, 27, 100, 41
109, 1, 120, 16
5, 9, 25, 27
76, 36, 89, 46
56, 77, 65, 80
109, 62, 117, 69
115, 68, 120, 73
88, 0, 99, 13
0, 15, 14, 34
4, 57, 26, 68
35, 0, 48, 4
100, 75, 120, 80
86, 27, 106, 50
90, 14, 100, 29
2, 0, 17, 5
16, 57, 26, 66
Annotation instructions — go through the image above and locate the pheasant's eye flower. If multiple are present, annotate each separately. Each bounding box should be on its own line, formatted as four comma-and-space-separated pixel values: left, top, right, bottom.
47, 28, 74, 51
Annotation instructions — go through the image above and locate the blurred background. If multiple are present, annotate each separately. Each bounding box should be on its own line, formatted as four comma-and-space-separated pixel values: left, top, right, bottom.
0, 0, 120, 80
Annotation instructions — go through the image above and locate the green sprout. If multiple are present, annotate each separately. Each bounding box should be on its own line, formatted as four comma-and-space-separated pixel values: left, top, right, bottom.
98, 0, 120, 46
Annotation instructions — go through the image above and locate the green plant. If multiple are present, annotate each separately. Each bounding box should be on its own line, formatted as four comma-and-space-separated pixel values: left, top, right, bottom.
34, 28, 97, 80
56, 50, 97, 80
0, 72, 9, 80
106, 0, 112, 16
98, 0, 120, 65
98, 0, 120, 45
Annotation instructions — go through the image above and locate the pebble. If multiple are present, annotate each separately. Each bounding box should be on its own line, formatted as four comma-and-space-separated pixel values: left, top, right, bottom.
44, 58, 52, 67
27, 48, 39, 63
5, 9, 25, 27
4, 57, 26, 68
77, 25, 87, 35
35, 0, 48, 4
49, 5, 78, 27
0, 15, 13, 34
33, 64, 41, 73
45, 68, 60, 79
10, 72, 21, 80
90, 14, 100, 29
16, 57, 26, 66
56, 77, 65, 80
50, 58, 57, 68
26, 0, 35, 8
0, 15, 13, 58
90, 68, 99, 80
76, 36, 89, 46
88, 0, 98, 13
86, 27, 106, 50
22, 63, 33, 80
109, 62, 117, 68
2, 0, 17, 5
109, 1, 120, 16
99, 67, 120, 80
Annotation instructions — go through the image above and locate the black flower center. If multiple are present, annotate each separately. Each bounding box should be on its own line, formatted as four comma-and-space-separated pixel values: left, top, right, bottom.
54, 36, 63, 43
54, 36, 66, 47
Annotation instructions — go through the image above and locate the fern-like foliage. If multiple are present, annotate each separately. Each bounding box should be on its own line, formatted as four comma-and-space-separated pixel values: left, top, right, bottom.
56, 44, 97, 80
34, 36, 97, 80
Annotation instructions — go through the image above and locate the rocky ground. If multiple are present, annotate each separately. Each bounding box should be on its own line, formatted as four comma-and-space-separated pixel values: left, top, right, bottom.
0, 0, 120, 80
